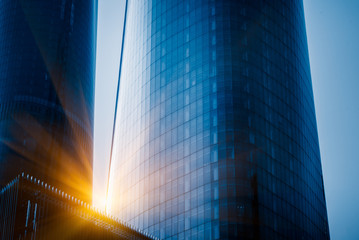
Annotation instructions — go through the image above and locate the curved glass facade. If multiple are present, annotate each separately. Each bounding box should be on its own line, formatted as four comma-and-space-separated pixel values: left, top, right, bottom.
0, 0, 97, 202
108, 0, 329, 239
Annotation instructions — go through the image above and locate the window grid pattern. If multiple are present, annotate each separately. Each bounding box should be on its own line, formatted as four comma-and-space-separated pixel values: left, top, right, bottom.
108, 0, 329, 239
0, 0, 97, 202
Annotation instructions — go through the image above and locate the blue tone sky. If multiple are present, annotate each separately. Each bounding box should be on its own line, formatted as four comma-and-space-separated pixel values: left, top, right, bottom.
94, 0, 125, 210
94, 1, 359, 239
304, 1, 359, 239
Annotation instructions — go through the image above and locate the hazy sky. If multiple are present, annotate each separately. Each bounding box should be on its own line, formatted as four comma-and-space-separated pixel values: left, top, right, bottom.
94, 1, 359, 239
304, 1, 359, 239
93, 0, 125, 210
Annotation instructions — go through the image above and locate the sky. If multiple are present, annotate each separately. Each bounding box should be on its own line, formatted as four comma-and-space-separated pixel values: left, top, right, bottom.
304, 1, 359, 239
93, 0, 125, 210
94, 1, 359, 239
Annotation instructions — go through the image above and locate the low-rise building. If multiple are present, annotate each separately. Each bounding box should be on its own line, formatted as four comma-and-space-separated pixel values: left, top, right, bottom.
0, 173, 155, 240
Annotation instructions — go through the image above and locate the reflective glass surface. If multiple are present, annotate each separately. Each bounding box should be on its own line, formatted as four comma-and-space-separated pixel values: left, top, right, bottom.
0, 0, 97, 202
108, 0, 329, 239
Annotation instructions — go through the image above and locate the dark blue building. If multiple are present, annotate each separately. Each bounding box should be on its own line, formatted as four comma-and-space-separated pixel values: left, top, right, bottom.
0, 0, 97, 202
108, 0, 329, 239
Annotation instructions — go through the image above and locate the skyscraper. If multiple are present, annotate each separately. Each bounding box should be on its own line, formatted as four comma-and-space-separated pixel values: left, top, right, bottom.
108, 0, 329, 239
0, 0, 97, 202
